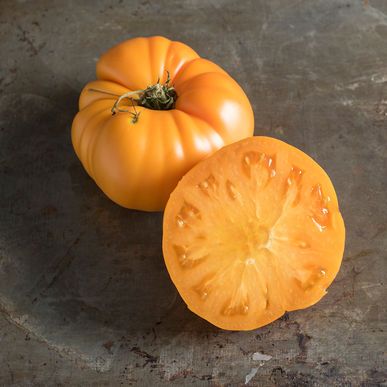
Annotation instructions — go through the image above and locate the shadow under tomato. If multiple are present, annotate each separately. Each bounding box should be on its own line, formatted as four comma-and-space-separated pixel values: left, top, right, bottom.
0, 88, 219, 368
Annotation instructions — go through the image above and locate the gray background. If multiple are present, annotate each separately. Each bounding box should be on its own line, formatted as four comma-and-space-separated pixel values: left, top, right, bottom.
0, 0, 386, 385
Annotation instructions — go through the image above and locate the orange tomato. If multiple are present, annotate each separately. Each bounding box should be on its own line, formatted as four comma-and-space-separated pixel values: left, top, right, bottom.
71, 36, 254, 211
163, 137, 345, 330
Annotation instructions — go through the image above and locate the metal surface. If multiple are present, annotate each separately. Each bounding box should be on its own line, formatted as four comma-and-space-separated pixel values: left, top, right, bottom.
0, 0, 386, 385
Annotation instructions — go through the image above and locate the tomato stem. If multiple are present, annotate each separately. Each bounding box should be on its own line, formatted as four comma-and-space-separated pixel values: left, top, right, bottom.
137, 71, 177, 110
89, 88, 143, 123
88, 72, 177, 123
88, 88, 121, 97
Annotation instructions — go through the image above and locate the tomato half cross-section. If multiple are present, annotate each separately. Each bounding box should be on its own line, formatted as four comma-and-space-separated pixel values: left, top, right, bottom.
71, 36, 254, 211
162, 136, 345, 330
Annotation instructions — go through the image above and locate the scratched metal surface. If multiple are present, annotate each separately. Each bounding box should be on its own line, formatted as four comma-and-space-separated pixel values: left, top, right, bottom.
0, 0, 386, 385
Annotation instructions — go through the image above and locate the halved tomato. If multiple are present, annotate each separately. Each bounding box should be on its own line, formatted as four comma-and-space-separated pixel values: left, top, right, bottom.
163, 136, 345, 330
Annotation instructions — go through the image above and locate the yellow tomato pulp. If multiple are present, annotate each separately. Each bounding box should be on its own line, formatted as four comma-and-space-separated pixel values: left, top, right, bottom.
163, 137, 345, 330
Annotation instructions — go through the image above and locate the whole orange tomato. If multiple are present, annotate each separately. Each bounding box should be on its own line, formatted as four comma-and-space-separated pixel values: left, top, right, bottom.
72, 36, 254, 211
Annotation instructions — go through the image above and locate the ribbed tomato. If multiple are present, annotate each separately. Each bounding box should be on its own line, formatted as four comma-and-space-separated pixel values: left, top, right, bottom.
71, 36, 254, 211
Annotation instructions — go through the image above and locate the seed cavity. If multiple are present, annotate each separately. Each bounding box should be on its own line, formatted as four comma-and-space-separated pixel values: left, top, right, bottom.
173, 244, 187, 265
222, 301, 250, 316
285, 166, 304, 206
242, 152, 277, 184
198, 174, 218, 196
221, 281, 250, 316
176, 201, 201, 227
295, 267, 327, 290
194, 272, 216, 299
310, 184, 330, 231
226, 179, 240, 200
176, 216, 185, 228
173, 244, 207, 268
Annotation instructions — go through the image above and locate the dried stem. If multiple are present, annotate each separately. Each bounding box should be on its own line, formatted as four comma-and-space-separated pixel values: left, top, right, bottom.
87, 71, 177, 124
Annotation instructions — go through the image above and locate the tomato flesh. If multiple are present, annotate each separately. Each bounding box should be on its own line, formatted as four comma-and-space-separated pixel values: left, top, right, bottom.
163, 136, 345, 330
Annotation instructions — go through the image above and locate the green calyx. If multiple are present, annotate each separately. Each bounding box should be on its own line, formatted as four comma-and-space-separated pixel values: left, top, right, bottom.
137, 72, 177, 110
88, 71, 177, 124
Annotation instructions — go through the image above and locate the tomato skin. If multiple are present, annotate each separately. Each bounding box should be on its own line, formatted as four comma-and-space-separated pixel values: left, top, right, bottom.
72, 36, 254, 211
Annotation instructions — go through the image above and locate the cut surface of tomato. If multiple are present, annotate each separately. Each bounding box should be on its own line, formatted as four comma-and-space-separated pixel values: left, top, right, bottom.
162, 136, 345, 330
